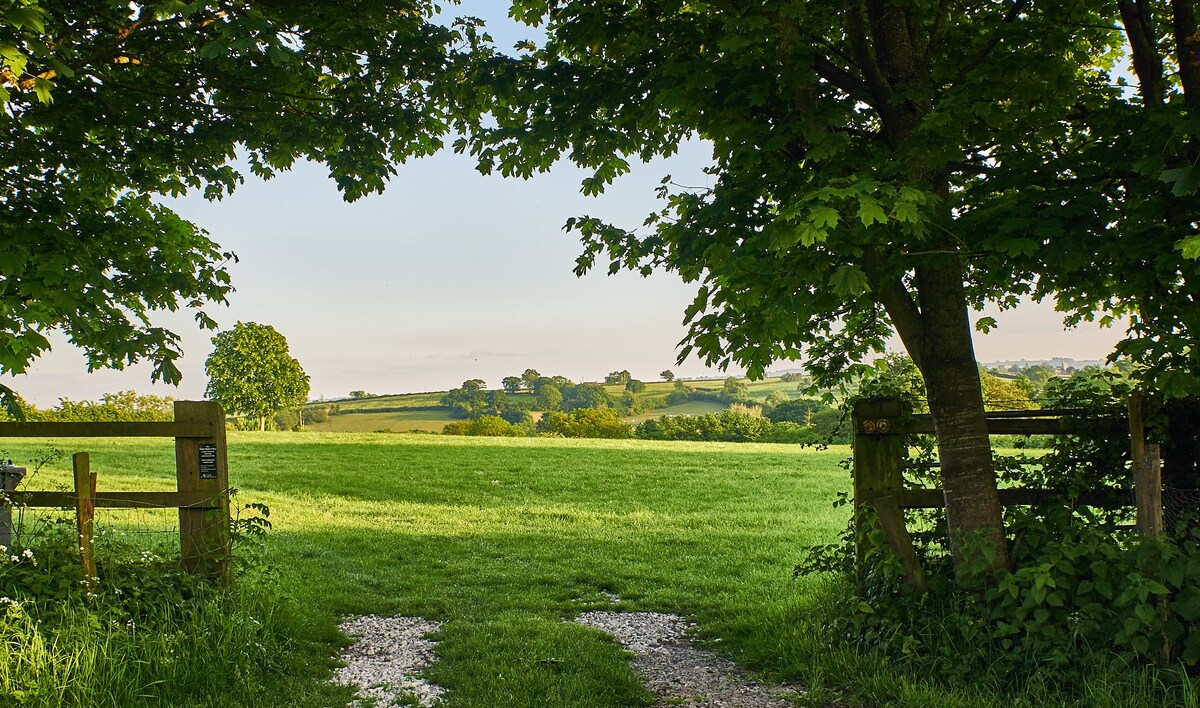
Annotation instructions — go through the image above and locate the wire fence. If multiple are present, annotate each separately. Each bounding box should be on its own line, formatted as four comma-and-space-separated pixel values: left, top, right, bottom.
6, 499, 183, 559
1164, 486, 1200, 539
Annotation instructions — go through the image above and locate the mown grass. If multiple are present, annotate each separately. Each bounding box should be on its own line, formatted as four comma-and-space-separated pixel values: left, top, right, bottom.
1, 434, 1191, 707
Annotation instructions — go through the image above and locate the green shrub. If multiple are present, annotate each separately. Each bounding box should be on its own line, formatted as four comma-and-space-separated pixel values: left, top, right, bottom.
442, 415, 527, 437
765, 399, 822, 424
796, 368, 1200, 697
536, 408, 631, 439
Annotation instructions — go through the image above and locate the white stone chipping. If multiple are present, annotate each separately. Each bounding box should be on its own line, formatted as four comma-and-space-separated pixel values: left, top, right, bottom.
574, 610, 804, 707
332, 608, 803, 707
334, 615, 445, 708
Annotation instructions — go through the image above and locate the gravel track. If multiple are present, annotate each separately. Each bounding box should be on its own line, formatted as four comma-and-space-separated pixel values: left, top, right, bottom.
334, 615, 445, 707
334, 610, 803, 707
575, 611, 804, 707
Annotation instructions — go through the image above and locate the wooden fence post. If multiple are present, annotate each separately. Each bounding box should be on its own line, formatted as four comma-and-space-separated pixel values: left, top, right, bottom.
174, 401, 231, 582
0, 462, 26, 548
72, 452, 97, 585
853, 399, 926, 590
1129, 395, 1164, 537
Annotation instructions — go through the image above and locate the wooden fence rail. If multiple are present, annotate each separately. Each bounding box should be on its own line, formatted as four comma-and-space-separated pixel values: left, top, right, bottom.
0, 401, 230, 582
852, 398, 1161, 591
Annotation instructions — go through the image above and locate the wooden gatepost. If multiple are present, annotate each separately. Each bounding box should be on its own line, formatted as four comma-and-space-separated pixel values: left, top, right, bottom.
852, 398, 1158, 591
0, 400, 231, 583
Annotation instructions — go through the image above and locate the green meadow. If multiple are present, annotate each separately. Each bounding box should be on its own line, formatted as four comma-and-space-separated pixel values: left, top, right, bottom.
2, 434, 1182, 707
2, 433, 859, 706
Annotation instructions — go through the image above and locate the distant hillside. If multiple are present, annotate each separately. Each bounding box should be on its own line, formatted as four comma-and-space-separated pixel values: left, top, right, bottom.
300, 376, 811, 434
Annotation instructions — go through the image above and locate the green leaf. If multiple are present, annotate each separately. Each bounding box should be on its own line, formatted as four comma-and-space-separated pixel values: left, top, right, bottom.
7, 7, 46, 33
808, 205, 839, 229
1177, 235, 1200, 260
1159, 166, 1200, 197
829, 265, 870, 297
892, 200, 920, 223
31, 76, 52, 104
857, 197, 886, 226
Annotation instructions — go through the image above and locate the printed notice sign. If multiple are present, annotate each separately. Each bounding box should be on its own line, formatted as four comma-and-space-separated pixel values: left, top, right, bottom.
198, 444, 218, 480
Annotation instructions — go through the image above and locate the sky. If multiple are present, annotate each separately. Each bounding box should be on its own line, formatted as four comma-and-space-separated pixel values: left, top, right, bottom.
6, 4, 1125, 407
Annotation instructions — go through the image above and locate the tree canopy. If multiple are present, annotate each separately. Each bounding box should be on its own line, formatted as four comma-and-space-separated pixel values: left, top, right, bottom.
204, 321, 309, 431
459, 1, 1200, 574
0, 0, 476, 415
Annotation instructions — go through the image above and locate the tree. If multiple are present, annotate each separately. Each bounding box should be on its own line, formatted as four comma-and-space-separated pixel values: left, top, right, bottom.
521, 368, 542, 389
459, 1, 1170, 575
0, 1, 477, 417
535, 384, 563, 412
625, 378, 646, 393
720, 377, 749, 404
563, 383, 609, 411
205, 322, 309, 431
604, 370, 632, 386
441, 379, 488, 418
349, 391, 372, 399
502, 376, 523, 394
660, 370, 675, 382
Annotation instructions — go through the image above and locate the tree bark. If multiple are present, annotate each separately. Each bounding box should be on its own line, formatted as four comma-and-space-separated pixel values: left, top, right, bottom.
849, 0, 1010, 579
914, 255, 1009, 575
259, 415, 265, 432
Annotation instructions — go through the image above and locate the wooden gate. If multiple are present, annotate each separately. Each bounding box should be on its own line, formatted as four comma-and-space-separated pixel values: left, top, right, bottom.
851, 397, 1162, 590
0, 401, 231, 582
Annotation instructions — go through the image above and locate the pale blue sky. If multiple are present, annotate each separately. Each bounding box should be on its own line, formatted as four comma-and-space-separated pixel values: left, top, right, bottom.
8, 4, 1122, 406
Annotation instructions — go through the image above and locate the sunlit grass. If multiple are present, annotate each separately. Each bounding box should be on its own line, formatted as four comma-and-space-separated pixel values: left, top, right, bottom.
2, 433, 1182, 706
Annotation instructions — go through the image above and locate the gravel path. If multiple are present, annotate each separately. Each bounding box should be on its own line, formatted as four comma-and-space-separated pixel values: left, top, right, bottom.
334, 615, 445, 707
575, 611, 804, 707
333, 611, 802, 708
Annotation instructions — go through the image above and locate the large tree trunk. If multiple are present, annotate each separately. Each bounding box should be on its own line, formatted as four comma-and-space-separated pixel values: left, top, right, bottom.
845, 0, 1010, 579
915, 256, 1009, 575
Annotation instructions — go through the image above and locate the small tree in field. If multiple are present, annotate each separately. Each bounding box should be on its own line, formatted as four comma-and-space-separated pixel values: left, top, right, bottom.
205, 322, 310, 431
660, 370, 675, 382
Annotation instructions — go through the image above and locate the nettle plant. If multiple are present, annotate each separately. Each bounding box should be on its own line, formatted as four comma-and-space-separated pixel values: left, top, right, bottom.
799, 369, 1200, 689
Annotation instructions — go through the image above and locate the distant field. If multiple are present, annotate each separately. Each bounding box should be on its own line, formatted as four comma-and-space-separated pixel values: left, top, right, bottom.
313, 377, 806, 434
622, 400, 726, 423
307, 409, 454, 433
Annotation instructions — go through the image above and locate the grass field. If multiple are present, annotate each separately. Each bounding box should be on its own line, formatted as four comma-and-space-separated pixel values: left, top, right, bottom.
309, 409, 456, 433
622, 399, 727, 422
2, 434, 866, 706
2, 434, 1185, 707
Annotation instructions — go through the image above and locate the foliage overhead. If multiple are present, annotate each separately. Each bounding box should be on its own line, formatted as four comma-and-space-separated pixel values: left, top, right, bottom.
460, 2, 1196, 393
204, 322, 309, 430
0, 0, 477, 415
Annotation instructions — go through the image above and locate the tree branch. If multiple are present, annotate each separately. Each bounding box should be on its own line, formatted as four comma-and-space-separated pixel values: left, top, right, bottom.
864, 249, 925, 370
844, 0, 892, 108
957, 0, 1031, 81
1172, 0, 1200, 107
1119, 0, 1165, 106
